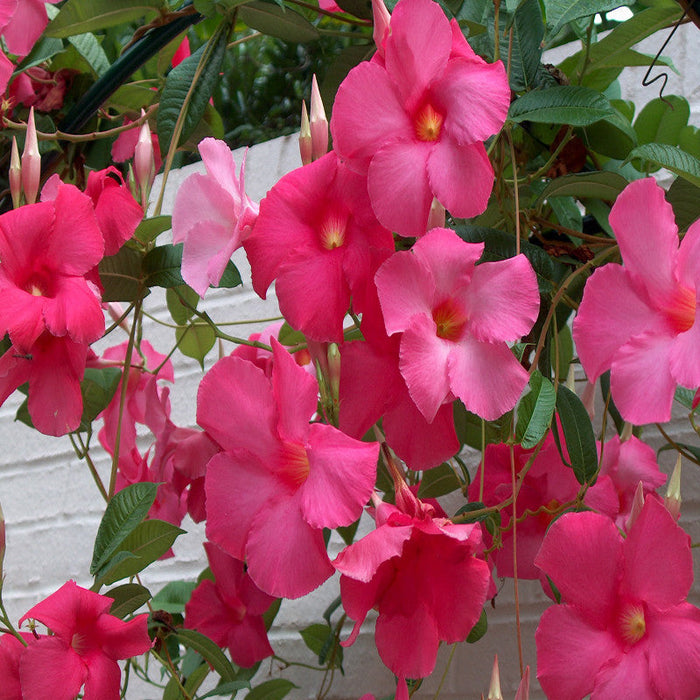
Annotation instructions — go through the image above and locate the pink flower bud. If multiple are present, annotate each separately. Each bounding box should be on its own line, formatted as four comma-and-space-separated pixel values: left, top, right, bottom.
427, 197, 445, 231
487, 655, 503, 700
9, 136, 21, 209
664, 455, 681, 520
626, 481, 645, 531
134, 111, 155, 207
299, 100, 312, 166
514, 667, 530, 700
372, 0, 391, 57
21, 107, 40, 205
309, 75, 328, 161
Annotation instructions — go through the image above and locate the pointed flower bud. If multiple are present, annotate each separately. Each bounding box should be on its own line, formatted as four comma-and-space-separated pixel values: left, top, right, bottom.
514, 667, 530, 700
299, 100, 313, 166
9, 136, 22, 208
620, 421, 633, 442
134, 110, 155, 208
487, 655, 503, 700
327, 342, 341, 416
427, 197, 445, 231
21, 107, 40, 205
372, 0, 391, 57
309, 75, 329, 161
664, 455, 681, 520
626, 481, 645, 531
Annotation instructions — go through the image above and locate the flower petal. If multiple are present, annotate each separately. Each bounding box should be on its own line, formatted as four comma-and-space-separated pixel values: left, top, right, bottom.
19, 637, 86, 700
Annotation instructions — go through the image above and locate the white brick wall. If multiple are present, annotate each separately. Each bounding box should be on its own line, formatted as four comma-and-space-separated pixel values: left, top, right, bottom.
1, 21, 698, 699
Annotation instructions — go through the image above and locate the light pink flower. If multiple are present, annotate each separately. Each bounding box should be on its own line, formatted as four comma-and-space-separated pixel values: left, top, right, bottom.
199, 338, 379, 598
535, 498, 700, 700
172, 138, 258, 298
185, 542, 274, 667
375, 227, 539, 421
330, 0, 510, 237
18, 581, 151, 700
244, 151, 394, 341
0, 0, 58, 57
573, 177, 700, 424
335, 485, 490, 681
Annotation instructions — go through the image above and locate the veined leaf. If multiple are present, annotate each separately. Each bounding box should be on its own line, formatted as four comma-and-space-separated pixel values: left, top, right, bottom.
555, 385, 598, 485
545, 0, 632, 38
516, 371, 555, 448
625, 144, 700, 187
68, 31, 110, 77
106, 583, 151, 618
239, 1, 320, 42
45, 0, 163, 38
509, 86, 614, 126
173, 629, 238, 681
536, 171, 628, 203
634, 95, 690, 147
245, 679, 297, 700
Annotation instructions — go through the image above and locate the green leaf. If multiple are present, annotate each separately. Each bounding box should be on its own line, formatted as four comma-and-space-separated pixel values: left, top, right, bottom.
245, 679, 297, 700
502, 0, 544, 92
336, 519, 359, 546
99, 245, 145, 302
552, 323, 574, 381
176, 323, 216, 366
416, 462, 462, 498
134, 215, 171, 245
634, 95, 690, 147
658, 442, 700, 463
79, 367, 122, 430
199, 681, 253, 699
216, 261, 243, 288
334, 0, 373, 17
99, 519, 186, 584
106, 583, 151, 618
167, 286, 199, 325
13, 37, 65, 74
624, 144, 700, 188
90, 482, 158, 575
673, 386, 697, 410
151, 580, 198, 614
584, 105, 637, 160
45, 0, 163, 37
158, 22, 230, 155
516, 371, 555, 448
68, 31, 110, 77
466, 608, 488, 643
678, 125, 700, 160
548, 195, 582, 232
107, 83, 159, 114
666, 177, 700, 231
555, 385, 598, 485
536, 171, 628, 203
509, 86, 614, 126
545, 0, 631, 38
143, 244, 186, 288
238, 2, 320, 42
300, 623, 335, 663
174, 629, 238, 682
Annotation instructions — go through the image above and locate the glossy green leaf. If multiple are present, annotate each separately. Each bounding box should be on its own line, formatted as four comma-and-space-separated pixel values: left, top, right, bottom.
336, 519, 359, 546
90, 482, 158, 575
176, 323, 216, 366
516, 371, 555, 448
634, 95, 690, 147
555, 385, 598, 485
239, 2, 320, 42
216, 261, 243, 288
45, 0, 163, 37
624, 144, 700, 187
106, 583, 151, 618
466, 608, 488, 643
99, 245, 145, 302
545, 0, 631, 38
245, 679, 297, 700
416, 462, 462, 498
501, 0, 544, 91
143, 244, 185, 288
552, 324, 573, 381
79, 367, 122, 430
548, 195, 582, 232
107, 83, 159, 113
536, 171, 628, 203
158, 22, 230, 154
151, 580, 198, 614
167, 286, 199, 325
300, 624, 338, 665
99, 519, 185, 584
666, 177, 700, 231
199, 681, 253, 699
134, 215, 171, 245
13, 37, 65, 73
673, 386, 697, 410
584, 105, 637, 160
174, 629, 238, 682
678, 125, 700, 160
509, 86, 614, 126
68, 31, 110, 77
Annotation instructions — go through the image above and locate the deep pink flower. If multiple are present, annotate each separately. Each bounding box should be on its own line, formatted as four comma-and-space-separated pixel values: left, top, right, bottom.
172, 138, 258, 297
573, 177, 700, 424
0, 633, 37, 700
335, 486, 490, 681
535, 498, 700, 700
245, 151, 394, 341
0, 185, 104, 353
330, 0, 510, 237
185, 542, 274, 667
199, 338, 379, 598
375, 227, 539, 421
111, 118, 162, 172
0, 0, 58, 57
18, 581, 151, 700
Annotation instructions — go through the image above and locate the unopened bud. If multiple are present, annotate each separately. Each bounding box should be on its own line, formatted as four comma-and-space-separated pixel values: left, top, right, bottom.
327, 343, 341, 411
427, 198, 445, 231
299, 100, 312, 166
626, 481, 645, 531
309, 75, 329, 161
664, 455, 681, 520
21, 107, 40, 205
134, 111, 155, 208
487, 655, 503, 700
620, 421, 633, 442
514, 667, 530, 700
9, 136, 22, 208
372, 0, 391, 58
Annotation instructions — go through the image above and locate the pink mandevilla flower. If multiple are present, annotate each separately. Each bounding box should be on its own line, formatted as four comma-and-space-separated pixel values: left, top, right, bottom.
0, 0, 58, 57
199, 338, 378, 598
172, 137, 258, 298
185, 541, 275, 667
573, 177, 700, 424
330, 0, 510, 237
375, 227, 539, 422
335, 484, 491, 685
535, 497, 700, 700
17, 580, 151, 700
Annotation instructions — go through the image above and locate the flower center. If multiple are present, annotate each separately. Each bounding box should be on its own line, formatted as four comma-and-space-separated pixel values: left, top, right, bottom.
414, 103, 444, 142
278, 442, 310, 489
71, 631, 90, 656
432, 299, 467, 341
665, 285, 696, 333
319, 210, 349, 250
619, 603, 646, 645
